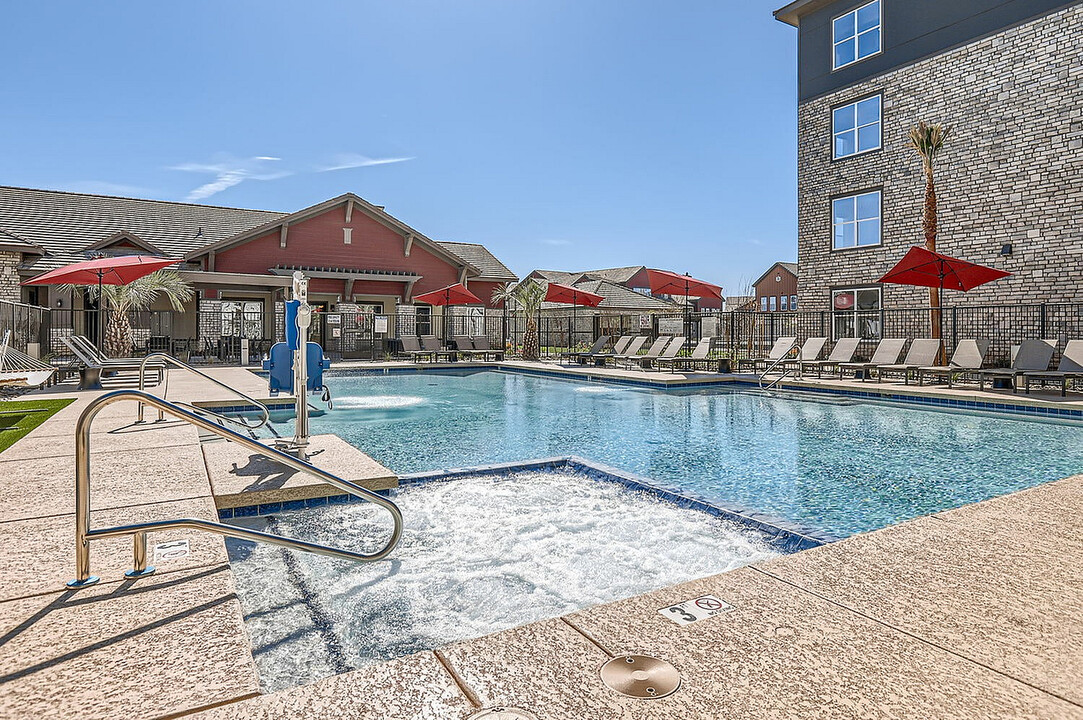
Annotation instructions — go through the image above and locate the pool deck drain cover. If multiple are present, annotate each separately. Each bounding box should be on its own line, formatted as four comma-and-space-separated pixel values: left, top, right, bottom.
600, 654, 681, 699
467, 708, 538, 720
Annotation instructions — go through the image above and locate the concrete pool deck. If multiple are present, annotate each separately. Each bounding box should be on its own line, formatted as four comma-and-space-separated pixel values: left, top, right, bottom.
0, 365, 1080, 719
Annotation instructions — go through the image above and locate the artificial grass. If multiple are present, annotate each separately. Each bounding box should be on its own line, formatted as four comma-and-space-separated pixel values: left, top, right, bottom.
0, 398, 75, 454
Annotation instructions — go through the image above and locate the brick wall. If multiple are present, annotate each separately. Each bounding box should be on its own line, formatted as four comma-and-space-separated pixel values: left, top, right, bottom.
0, 251, 22, 303
796, 5, 1083, 310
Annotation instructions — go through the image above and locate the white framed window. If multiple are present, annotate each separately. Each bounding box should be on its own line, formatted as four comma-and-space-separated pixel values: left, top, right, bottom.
790, 295, 798, 311
761, 297, 768, 312
769, 296, 777, 312
833, 95, 881, 159
780, 295, 789, 311
832, 190, 881, 249
833, 0, 881, 70
832, 287, 881, 340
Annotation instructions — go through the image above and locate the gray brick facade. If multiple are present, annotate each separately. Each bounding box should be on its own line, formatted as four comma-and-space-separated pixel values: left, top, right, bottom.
797, 4, 1083, 310
0, 251, 22, 303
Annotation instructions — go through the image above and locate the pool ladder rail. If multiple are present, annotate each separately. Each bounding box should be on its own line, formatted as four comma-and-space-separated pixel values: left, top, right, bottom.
137, 352, 271, 430
758, 342, 804, 391
67, 389, 403, 588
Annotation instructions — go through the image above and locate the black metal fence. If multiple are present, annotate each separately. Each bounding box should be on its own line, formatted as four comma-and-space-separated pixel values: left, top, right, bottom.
4, 299, 1080, 368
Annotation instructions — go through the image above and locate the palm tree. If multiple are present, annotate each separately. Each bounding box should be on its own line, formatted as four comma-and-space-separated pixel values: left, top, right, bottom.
492, 280, 545, 361
907, 121, 953, 345
64, 270, 194, 357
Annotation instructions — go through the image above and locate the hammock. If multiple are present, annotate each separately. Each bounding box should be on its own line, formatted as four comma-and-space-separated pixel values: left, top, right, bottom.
0, 331, 55, 387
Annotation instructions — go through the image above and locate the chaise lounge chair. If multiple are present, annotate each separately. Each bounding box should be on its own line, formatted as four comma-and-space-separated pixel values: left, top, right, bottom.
61, 336, 164, 390
579, 336, 634, 366
916, 339, 990, 387
470, 336, 505, 361
399, 336, 436, 362
1023, 340, 1083, 397
420, 336, 458, 362
835, 338, 906, 381
617, 336, 670, 368
976, 339, 1055, 392
657, 337, 713, 373
560, 336, 610, 365
872, 339, 941, 384
600, 336, 648, 367
639, 336, 686, 371
778, 337, 828, 373
740, 336, 798, 374
799, 337, 861, 378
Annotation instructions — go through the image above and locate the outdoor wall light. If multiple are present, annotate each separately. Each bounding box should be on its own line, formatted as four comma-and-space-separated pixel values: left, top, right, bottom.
1000, 243, 1013, 256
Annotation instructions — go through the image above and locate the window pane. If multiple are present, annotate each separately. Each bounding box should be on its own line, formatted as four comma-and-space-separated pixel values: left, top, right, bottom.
858, 27, 880, 58
835, 130, 856, 158
857, 218, 880, 246
833, 197, 855, 223
769, 296, 777, 311
856, 192, 880, 220
834, 104, 856, 132
791, 295, 798, 310
857, 2, 880, 32
780, 296, 788, 311
833, 223, 854, 248
761, 297, 768, 311
834, 14, 855, 41
857, 124, 880, 152
856, 96, 880, 126
857, 289, 881, 309
834, 38, 856, 68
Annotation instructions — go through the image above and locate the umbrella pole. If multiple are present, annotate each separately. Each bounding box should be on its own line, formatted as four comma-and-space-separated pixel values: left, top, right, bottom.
97, 271, 104, 353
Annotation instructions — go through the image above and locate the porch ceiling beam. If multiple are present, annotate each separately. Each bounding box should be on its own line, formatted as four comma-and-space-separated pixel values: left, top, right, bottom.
404, 233, 414, 257
404, 278, 418, 301
458, 266, 468, 284
179, 270, 294, 287
344, 278, 355, 299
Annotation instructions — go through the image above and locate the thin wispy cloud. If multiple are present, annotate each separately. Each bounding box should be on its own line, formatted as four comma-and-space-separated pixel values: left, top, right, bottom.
63, 180, 155, 198
169, 155, 291, 201
541, 238, 572, 246
317, 153, 414, 172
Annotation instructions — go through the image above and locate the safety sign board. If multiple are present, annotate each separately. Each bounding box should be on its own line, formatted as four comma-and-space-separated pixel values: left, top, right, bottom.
658, 594, 734, 626
153, 539, 190, 563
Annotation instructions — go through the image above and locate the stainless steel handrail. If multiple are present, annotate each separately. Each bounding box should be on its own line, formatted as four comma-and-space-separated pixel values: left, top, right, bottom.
137, 352, 270, 429
69, 389, 403, 588
758, 342, 803, 391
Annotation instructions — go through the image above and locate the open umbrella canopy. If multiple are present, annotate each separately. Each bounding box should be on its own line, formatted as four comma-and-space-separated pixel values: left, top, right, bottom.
413, 282, 482, 306
22, 255, 178, 286
645, 269, 723, 299
878, 246, 1011, 292
544, 282, 604, 307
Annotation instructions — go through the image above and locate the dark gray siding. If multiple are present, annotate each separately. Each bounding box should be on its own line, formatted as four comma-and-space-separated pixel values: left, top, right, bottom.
797, 0, 1080, 101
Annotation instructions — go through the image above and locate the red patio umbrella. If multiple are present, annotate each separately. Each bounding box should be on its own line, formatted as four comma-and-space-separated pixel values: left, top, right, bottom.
645, 269, 723, 345
879, 246, 1011, 359
544, 282, 604, 350
413, 282, 483, 343
23, 255, 179, 350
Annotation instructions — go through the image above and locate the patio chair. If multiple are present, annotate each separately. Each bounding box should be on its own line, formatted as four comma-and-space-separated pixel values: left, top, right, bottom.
1023, 340, 1083, 397
657, 337, 713, 372
560, 336, 610, 364
636, 336, 686, 370
599, 335, 648, 367
470, 336, 505, 361
399, 336, 435, 362
71, 335, 167, 368
976, 339, 1055, 392
917, 339, 991, 387
740, 336, 798, 373
420, 335, 458, 362
452, 336, 484, 360
835, 338, 906, 381
578, 336, 633, 366
873, 339, 941, 384
778, 337, 827, 372
617, 336, 669, 368
61, 336, 163, 390
799, 338, 861, 378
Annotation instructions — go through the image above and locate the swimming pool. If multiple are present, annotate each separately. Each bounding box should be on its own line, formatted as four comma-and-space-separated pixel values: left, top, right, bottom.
268, 369, 1083, 537
225, 467, 778, 692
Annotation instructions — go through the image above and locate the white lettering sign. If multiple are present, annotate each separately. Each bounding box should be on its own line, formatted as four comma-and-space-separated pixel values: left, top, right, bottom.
659, 594, 733, 625
374, 315, 389, 334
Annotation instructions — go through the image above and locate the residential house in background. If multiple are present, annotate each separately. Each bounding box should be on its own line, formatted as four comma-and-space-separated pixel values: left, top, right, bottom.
753, 261, 799, 312
525, 269, 678, 314
525, 265, 724, 312
774, 0, 1083, 318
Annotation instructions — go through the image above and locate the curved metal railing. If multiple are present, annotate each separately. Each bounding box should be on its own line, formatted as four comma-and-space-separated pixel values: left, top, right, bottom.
69, 389, 403, 588
758, 342, 804, 391
137, 352, 270, 429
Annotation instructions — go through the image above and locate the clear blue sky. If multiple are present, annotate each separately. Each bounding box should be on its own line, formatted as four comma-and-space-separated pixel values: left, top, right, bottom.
0, 1, 798, 294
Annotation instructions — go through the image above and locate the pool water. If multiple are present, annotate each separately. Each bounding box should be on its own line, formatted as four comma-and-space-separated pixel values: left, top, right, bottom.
226, 468, 778, 692
272, 369, 1083, 537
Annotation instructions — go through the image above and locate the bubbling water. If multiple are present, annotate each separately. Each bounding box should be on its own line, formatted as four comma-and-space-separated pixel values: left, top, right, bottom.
332, 395, 426, 410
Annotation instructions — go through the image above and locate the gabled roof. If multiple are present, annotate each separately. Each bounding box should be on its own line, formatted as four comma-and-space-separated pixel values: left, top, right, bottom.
84, 230, 165, 255
579, 266, 647, 284
540, 278, 678, 312
753, 261, 799, 288
438, 241, 518, 282
184, 192, 481, 277
0, 227, 44, 254
0, 185, 282, 273
773, 0, 835, 27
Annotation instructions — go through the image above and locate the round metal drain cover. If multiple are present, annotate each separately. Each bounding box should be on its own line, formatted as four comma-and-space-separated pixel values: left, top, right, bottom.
466, 707, 539, 720
600, 654, 681, 699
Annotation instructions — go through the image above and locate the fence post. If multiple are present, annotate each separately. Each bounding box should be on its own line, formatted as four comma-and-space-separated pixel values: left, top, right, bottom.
1039, 303, 1047, 339
951, 306, 958, 352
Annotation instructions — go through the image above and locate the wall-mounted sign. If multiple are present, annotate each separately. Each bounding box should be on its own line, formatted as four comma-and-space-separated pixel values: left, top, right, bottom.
658, 318, 683, 335
326, 314, 342, 325
374, 315, 389, 334
638, 314, 650, 329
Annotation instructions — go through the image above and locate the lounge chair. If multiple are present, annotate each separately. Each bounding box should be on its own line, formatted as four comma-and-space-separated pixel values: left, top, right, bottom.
1023, 340, 1083, 396
835, 338, 906, 381
917, 339, 990, 387
637, 336, 685, 370
977, 339, 1055, 392
600, 336, 648, 367
560, 336, 610, 364
799, 338, 861, 378
579, 336, 634, 366
740, 336, 798, 373
873, 339, 941, 384
470, 336, 505, 361
399, 336, 435, 362
420, 336, 458, 362
70, 334, 167, 369
657, 337, 713, 372
61, 336, 163, 390
452, 336, 485, 360
778, 337, 827, 372
617, 336, 670, 368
